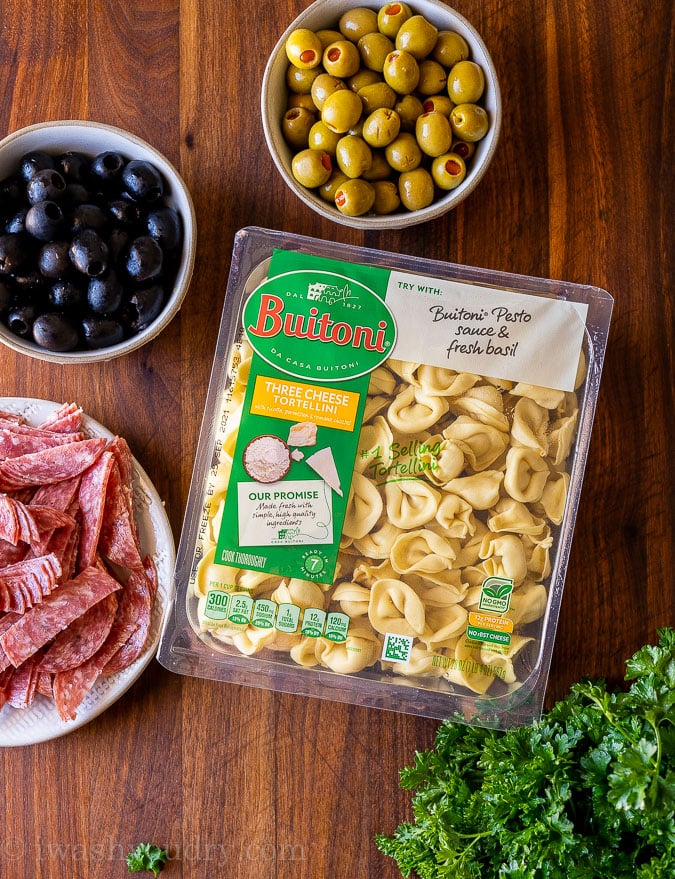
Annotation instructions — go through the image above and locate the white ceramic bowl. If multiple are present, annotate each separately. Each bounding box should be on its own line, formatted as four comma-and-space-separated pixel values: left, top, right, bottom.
0, 120, 196, 363
261, 0, 501, 230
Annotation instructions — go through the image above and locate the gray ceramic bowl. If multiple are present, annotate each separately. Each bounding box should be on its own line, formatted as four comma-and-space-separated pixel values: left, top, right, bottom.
262, 0, 501, 230
0, 120, 196, 363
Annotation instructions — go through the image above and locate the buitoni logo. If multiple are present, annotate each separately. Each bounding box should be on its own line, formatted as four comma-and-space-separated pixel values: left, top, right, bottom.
243, 269, 396, 382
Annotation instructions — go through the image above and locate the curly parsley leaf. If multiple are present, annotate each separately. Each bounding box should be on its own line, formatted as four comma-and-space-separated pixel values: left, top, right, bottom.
126, 843, 169, 877
376, 629, 675, 879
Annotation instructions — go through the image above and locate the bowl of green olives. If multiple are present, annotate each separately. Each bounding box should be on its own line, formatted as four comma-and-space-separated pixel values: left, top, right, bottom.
0, 120, 196, 362
262, 0, 501, 229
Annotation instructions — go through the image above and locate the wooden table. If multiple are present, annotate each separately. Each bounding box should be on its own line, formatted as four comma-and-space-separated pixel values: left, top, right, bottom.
1, 1, 672, 877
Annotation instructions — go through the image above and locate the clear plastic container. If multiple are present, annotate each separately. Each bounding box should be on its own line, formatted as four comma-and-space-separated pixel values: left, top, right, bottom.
158, 226, 613, 727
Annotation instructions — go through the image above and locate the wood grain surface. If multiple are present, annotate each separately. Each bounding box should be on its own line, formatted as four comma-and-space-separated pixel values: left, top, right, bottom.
0, 1, 672, 877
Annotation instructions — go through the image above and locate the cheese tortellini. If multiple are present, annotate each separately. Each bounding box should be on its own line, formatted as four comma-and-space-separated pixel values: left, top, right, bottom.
191, 337, 584, 700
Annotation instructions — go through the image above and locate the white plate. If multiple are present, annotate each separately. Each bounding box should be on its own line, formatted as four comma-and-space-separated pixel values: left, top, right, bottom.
0, 398, 175, 746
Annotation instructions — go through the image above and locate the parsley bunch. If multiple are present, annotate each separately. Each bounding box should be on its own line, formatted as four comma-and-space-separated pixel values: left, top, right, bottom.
376, 628, 675, 878
126, 843, 169, 877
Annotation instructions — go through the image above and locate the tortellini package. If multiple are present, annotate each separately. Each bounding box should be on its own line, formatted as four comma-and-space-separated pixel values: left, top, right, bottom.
158, 228, 613, 728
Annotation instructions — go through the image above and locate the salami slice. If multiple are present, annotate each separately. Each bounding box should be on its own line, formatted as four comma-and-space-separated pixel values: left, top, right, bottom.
0, 612, 21, 672
5, 653, 42, 708
0, 553, 62, 613
30, 475, 81, 511
38, 402, 84, 434
0, 428, 85, 459
52, 660, 101, 722
98, 461, 143, 570
0, 565, 121, 667
76, 450, 114, 571
101, 565, 153, 675
0, 437, 107, 490
39, 592, 118, 673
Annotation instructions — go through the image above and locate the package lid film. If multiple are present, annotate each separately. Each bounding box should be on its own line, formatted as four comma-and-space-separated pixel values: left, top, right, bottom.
158, 227, 613, 728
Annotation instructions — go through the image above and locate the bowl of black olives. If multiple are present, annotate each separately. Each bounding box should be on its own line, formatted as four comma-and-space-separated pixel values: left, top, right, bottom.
0, 120, 196, 362
261, 0, 501, 229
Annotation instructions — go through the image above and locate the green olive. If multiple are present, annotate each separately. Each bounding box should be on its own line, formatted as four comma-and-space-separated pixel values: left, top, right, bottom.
357, 32, 395, 72
285, 28, 324, 69
287, 93, 317, 113
415, 110, 452, 157
291, 149, 333, 188
339, 6, 379, 42
395, 15, 438, 60
447, 60, 485, 104
315, 28, 343, 49
377, 2, 413, 39
450, 102, 489, 141
451, 138, 475, 160
335, 134, 373, 178
417, 59, 448, 96
319, 169, 349, 202
348, 68, 382, 92
431, 152, 467, 189
382, 50, 420, 94
308, 120, 342, 155
323, 40, 361, 78
384, 131, 422, 172
421, 94, 454, 115
357, 81, 397, 114
432, 30, 470, 68
322, 88, 364, 133
362, 150, 393, 180
334, 178, 376, 216
362, 107, 401, 148
310, 73, 346, 110
282, 107, 316, 149
286, 64, 322, 95
371, 179, 401, 214
398, 167, 434, 211
394, 93, 424, 131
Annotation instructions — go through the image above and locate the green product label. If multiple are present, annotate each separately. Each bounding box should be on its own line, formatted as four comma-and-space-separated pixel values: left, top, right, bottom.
478, 576, 514, 613
251, 599, 277, 629
466, 625, 512, 648
204, 589, 230, 621
324, 611, 350, 643
301, 607, 327, 638
227, 593, 254, 625
275, 603, 301, 634
215, 249, 395, 586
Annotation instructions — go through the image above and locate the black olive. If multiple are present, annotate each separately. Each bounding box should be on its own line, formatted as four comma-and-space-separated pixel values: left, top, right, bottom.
25, 201, 64, 241
108, 199, 141, 227
127, 283, 165, 331
57, 151, 90, 182
64, 183, 90, 206
32, 313, 79, 351
90, 151, 126, 186
122, 160, 164, 202
69, 229, 108, 277
26, 169, 67, 205
87, 269, 123, 314
0, 233, 29, 274
19, 150, 55, 182
0, 280, 11, 313
0, 175, 23, 207
7, 304, 37, 336
146, 206, 182, 252
38, 241, 71, 279
81, 315, 124, 348
49, 279, 86, 311
107, 227, 131, 262
70, 203, 108, 234
123, 235, 162, 282
5, 208, 28, 234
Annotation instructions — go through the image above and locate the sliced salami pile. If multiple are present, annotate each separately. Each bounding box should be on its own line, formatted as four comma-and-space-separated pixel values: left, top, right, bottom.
0, 403, 157, 722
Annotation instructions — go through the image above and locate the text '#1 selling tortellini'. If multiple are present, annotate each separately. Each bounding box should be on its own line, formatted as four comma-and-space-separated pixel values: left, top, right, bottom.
189, 249, 590, 699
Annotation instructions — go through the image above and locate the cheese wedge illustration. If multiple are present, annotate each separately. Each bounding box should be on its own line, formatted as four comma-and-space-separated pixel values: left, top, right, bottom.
305, 446, 342, 496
